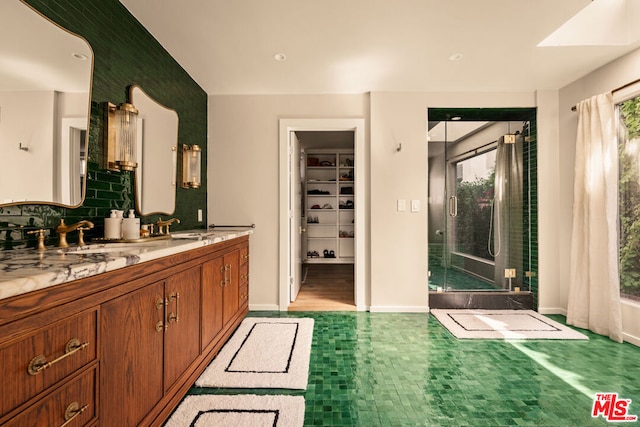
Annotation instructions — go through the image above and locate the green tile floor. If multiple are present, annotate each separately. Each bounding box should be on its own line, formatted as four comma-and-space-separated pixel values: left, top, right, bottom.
186, 312, 640, 426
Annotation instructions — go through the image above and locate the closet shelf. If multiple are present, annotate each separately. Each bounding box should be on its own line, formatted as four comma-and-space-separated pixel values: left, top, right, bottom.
304, 149, 355, 264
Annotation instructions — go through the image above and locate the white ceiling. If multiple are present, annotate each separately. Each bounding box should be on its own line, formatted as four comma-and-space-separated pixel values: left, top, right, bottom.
119, 0, 640, 95
1, 1, 93, 92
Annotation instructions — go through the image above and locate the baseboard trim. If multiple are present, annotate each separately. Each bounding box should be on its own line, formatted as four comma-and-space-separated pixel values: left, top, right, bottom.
538, 307, 567, 316
623, 332, 640, 347
250, 304, 280, 311
369, 305, 429, 313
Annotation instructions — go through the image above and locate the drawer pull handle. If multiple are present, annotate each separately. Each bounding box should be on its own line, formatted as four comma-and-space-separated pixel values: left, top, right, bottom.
60, 401, 89, 427
28, 338, 89, 376
168, 292, 180, 324
220, 264, 227, 287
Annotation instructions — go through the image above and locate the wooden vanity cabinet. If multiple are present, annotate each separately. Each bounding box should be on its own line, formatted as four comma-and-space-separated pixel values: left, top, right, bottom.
100, 280, 165, 427
163, 266, 202, 392
0, 235, 249, 427
239, 244, 250, 309
100, 265, 201, 426
201, 241, 250, 353
0, 310, 97, 416
4, 367, 98, 427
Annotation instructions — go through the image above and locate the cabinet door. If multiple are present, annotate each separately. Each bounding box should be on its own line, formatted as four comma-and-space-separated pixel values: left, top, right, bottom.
164, 266, 201, 392
201, 257, 224, 351
101, 281, 164, 427
223, 249, 240, 326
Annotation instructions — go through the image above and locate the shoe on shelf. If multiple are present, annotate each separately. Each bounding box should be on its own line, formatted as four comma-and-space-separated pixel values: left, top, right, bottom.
310, 204, 321, 209
323, 249, 329, 258
329, 250, 336, 258
340, 187, 353, 195
322, 203, 333, 209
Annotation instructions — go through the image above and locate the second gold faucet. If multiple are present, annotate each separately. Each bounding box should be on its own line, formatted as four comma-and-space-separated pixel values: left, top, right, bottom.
55, 219, 94, 248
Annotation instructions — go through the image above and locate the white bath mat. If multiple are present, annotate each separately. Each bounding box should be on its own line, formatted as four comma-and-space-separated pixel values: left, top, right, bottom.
432, 309, 588, 340
164, 394, 305, 427
196, 317, 314, 389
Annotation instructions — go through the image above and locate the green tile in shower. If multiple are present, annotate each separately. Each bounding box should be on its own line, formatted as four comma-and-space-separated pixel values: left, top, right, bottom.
186, 311, 640, 426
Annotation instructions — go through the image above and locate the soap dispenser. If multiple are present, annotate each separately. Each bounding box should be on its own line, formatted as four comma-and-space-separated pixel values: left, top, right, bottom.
104, 209, 122, 239
122, 209, 140, 240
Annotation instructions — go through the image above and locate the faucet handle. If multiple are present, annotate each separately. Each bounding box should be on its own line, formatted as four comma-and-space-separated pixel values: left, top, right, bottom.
27, 229, 47, 251
77, 227, 91, 246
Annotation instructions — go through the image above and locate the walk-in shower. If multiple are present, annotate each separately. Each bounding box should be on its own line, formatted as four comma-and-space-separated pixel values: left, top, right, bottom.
427, 109, 537, 298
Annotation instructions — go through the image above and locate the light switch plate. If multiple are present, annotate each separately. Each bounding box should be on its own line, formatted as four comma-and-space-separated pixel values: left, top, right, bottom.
397, 199, 406, 212
197, 209, 203, 222
411, 199, 420, 212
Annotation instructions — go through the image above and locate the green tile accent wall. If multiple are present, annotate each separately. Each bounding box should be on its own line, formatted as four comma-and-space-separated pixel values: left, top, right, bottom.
0, 0, 207, 250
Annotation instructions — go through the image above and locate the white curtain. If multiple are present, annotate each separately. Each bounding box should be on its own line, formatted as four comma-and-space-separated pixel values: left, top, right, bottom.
567, 92, 623, 343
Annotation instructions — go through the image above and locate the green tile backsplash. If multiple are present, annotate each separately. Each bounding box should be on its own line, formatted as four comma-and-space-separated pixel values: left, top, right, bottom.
0, 0, 207, 250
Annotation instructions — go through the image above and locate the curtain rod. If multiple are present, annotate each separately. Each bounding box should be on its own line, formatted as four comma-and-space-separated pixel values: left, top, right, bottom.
570, 77, 640, 111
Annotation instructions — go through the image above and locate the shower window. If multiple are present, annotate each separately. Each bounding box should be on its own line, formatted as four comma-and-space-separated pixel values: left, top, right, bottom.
453, 149, 496, 261
617, 96, 640, 302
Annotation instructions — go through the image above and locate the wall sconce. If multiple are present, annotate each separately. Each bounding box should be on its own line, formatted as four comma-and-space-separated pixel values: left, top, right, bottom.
103, 102, 139, 171
182, 144, 202, 189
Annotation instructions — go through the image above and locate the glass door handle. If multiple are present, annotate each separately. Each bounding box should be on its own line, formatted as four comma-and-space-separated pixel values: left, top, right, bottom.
448, 196, 458, 217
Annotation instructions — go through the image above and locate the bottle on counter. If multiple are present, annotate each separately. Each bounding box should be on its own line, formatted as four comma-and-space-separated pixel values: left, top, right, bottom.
104, 209, 122, 239
122, 209, 140, 240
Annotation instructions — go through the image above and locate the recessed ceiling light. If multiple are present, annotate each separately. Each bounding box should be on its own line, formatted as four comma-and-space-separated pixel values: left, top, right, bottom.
449, 53, 463, 61
273, 53, 287, 62
72, 52, 88, 60
451, 116, 462, 121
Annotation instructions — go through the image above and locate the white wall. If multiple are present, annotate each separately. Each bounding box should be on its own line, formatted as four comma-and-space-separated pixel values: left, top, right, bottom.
209, 91, 544, 312
558, 47, 640, 345
0, 91, 55, 203
208, 94, 369, 310
207, 60, 640, 344
536, 90, 563, 312
369, 92, 537, 311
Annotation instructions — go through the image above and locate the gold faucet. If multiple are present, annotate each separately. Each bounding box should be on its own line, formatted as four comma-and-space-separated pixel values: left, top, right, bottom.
27, 229, 47, 251
54, 219, 95, 248
156, 217, 180, 235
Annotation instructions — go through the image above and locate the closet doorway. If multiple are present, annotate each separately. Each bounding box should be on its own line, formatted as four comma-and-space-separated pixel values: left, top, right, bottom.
278, 119, 366, 311
293, 136, 355, 310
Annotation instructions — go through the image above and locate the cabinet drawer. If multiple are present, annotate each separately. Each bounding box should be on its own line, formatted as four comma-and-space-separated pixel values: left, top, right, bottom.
4, 366, 97, 427
0, 310, 97, 417
239, 284, 249, 307
239, 263, 249, 286
239, 245, 249, 265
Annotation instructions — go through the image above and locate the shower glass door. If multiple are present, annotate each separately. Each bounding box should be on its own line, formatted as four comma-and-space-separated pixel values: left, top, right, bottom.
428, 111, 534, 293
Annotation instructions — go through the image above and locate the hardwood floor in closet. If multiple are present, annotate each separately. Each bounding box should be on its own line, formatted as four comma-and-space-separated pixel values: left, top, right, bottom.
288, 264, 355, 311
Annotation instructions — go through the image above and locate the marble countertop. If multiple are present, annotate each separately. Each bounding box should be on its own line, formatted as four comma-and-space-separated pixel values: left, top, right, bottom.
0, 228, 253, 301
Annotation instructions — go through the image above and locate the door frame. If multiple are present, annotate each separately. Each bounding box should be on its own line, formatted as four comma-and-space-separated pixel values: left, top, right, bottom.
278, 118, 366, 311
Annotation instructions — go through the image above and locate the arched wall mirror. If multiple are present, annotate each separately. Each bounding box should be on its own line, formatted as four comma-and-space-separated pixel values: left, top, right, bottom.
0, 1, 93, 207
130, 85, 178, 216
